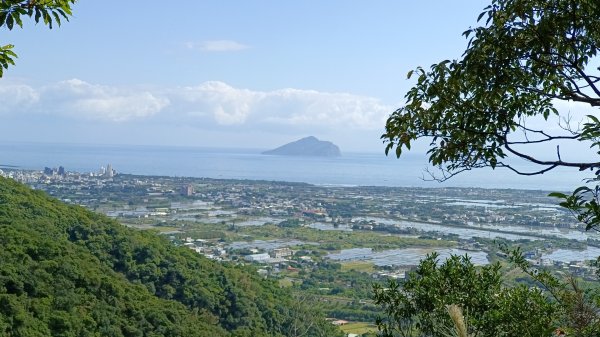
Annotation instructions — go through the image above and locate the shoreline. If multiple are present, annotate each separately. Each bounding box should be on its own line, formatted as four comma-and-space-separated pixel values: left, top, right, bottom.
0, 142, 587, 191
2, 167, 565, 194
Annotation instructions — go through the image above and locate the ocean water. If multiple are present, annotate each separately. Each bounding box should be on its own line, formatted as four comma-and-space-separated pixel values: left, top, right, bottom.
0, 141, 591, 191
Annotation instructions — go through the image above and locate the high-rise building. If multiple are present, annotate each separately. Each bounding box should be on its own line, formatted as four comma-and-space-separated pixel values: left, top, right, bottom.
180, 184, 194, 196
58, 166, 65, 175
106, 164, 114, 178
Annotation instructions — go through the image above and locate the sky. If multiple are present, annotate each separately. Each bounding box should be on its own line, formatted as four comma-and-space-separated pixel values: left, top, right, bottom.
0, 1, 491, 152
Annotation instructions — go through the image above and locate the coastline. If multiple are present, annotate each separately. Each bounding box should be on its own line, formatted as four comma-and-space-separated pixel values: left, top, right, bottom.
0, 141, 590, 191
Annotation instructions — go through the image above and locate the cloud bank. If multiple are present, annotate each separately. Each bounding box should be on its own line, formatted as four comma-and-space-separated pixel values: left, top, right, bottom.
40, 79, 170, 122
1, 79, 393, 131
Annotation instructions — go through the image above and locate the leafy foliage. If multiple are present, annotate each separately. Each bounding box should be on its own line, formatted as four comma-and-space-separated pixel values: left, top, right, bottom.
503, 246, 600, 336
373, 253, 556, 337
0, 177, 342, 337
0, 0, 75, 77
382, 0, 600, 229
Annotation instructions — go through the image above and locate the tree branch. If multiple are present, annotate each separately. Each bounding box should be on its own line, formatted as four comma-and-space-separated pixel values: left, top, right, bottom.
502, 133, 600, 171
497, 162, 558, 175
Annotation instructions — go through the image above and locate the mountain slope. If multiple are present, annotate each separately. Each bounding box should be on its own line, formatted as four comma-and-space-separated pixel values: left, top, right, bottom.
0, 177, 342, 337
262, 136, 341, 157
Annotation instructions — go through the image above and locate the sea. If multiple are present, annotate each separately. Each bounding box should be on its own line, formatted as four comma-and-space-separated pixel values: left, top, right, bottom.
0, 141, 591, 191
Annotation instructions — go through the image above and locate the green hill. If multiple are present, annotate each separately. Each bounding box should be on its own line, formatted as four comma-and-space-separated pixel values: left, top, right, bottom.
0, 177, 342, 337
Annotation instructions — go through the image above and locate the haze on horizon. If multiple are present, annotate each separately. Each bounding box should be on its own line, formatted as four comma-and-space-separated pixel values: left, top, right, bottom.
0, 1, 489, 153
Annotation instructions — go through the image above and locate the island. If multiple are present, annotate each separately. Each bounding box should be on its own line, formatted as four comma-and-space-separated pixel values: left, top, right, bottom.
262, 136, 341, 157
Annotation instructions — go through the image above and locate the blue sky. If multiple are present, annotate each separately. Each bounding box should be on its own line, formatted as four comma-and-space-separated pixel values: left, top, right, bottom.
0, 1, 490, 152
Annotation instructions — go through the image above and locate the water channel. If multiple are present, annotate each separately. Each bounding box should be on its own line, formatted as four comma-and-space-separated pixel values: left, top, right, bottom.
327, 247, 489, 266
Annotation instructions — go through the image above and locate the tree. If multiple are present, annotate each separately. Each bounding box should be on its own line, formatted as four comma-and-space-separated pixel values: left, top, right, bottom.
381, 0, 600, 230
0, 0, 75, 77
373, 253, 556, 337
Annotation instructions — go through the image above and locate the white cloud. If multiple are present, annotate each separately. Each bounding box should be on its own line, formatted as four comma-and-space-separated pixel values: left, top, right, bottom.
174, 82, 392, 129
40, 79, 170, 121
266, 88, 390, 129
0, 79, 393, 131
0, 83, 39, 113
66, 93, 168, 122
186, 40, 250, 52
175, 81, 263, 125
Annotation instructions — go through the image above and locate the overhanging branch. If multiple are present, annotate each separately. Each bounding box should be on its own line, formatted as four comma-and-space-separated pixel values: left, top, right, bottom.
501, 133, 600, 171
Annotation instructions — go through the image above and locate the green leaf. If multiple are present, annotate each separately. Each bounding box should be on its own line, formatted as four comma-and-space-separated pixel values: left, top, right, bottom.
52, 11, 61, 27
477, 11, 486, 22
6, 13, 13, 30
573, 186, 592, 195
548, 192, 568, 199
13, 11, 23, 28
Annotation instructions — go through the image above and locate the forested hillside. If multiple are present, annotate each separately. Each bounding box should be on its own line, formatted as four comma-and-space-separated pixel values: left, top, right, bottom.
0, 177, 342, 337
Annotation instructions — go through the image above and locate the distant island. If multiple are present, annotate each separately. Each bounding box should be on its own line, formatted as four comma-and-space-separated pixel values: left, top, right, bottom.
262, 136, 341, 157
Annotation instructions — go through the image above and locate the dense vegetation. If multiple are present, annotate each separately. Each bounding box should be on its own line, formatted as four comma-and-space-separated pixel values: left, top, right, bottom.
0, 177, 342, 337
374, 254, 558, 337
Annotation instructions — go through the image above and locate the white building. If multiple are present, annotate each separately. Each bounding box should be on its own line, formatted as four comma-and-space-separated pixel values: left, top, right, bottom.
106, 164, 114, 178
270, 247, 293, 259
244, 253, 270, 262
